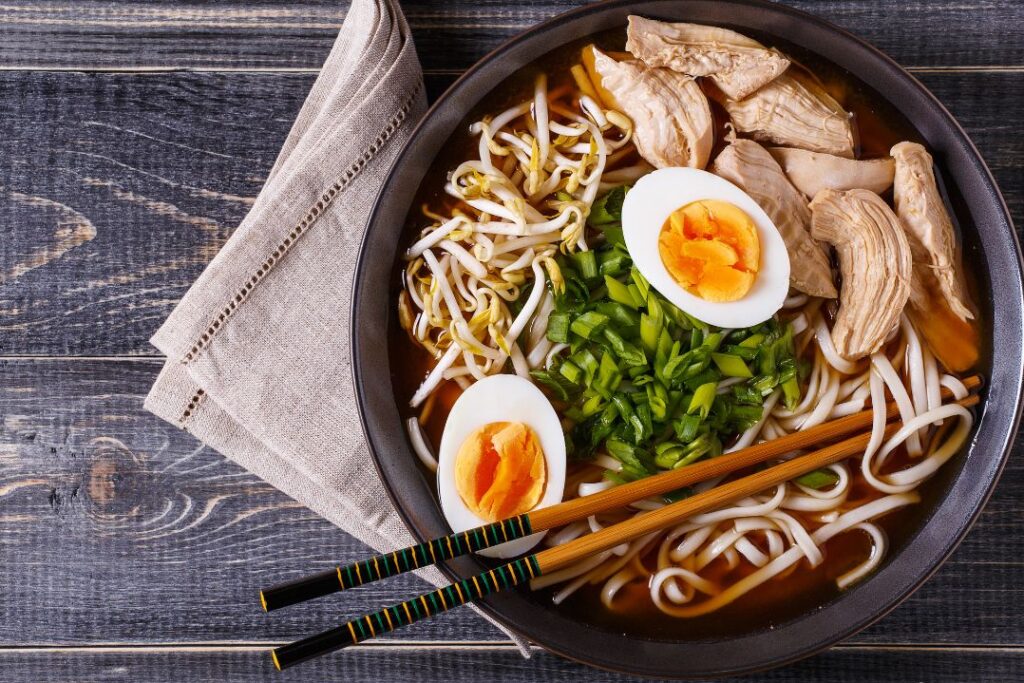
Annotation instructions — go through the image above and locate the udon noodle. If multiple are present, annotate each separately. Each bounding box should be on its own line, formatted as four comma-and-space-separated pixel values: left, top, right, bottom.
530, 303, 972, 615
396, 45, 977, 620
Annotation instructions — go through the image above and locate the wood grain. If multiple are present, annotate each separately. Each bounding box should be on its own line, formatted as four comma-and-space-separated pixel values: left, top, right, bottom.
0, 359, 1021, 646
0, 359, 501, 644
1, 644, 1021, 682
0, 1, 1021, 70
1, 2, 1022, 678
0, 71, 1020, 357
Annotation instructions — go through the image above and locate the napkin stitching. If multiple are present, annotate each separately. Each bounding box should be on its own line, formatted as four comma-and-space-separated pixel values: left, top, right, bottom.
178, 79, 424, 369
179, 387, 206, 427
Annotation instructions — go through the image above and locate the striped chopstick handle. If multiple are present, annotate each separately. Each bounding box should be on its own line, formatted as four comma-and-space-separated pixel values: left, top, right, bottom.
260, 514, 533, 611
271, 555, 542, 670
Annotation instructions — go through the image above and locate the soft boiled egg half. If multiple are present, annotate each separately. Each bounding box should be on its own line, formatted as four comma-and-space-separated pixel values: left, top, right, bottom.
622, 167, 790, 328
437, 374, 566, 558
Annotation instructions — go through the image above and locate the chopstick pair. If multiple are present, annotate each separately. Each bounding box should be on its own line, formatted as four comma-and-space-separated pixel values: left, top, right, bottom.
265, 378, 980, 670
261, 374, 980, 611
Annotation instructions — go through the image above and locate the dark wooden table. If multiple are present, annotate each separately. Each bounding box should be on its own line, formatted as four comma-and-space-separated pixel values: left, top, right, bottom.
1, 1, 1022, 681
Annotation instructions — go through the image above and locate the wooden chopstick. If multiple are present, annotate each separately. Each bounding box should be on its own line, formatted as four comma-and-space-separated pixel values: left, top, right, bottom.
259, 374, 980, 611
269, 392, 979, 670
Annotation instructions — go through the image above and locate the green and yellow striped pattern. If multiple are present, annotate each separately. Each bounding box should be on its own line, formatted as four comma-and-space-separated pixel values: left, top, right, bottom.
334, 514, 533, 590
348, 555, 539, 645
271, 555, 542, 669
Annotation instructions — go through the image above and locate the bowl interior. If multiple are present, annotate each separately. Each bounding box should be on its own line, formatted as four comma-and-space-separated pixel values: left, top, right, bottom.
352, 0, 1023, 677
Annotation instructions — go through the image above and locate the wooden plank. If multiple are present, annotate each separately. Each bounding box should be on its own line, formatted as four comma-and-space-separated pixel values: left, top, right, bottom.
0, 644, 1021, 682
0, 359, 1022, 646
0, 70, 1021, 357
0, 1, 1021, 70
0, 358, 503, 644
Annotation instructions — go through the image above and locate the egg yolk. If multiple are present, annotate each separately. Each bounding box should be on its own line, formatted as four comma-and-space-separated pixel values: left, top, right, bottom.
454, 422, 547, 522
658, 199, 761, 302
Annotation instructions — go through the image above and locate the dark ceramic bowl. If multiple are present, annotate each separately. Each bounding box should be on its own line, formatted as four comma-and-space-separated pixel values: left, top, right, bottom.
353, 0, 1023, 677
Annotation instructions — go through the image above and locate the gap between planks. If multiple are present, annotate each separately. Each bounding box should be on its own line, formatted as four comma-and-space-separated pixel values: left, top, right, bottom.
1, 643, 1023, 654
0, 66, 1023, 75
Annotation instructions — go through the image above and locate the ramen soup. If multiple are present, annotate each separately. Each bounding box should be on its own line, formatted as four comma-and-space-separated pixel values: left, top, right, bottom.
390, 18, 982, 639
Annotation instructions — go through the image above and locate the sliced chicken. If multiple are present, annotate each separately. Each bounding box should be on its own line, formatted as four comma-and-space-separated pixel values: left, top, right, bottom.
768, 147, 894, 198
891, 141, 974, 321
810, 189, 912, 360
625, 16, 789, 100
712, 139, 836, 298
722, 73, 855, 158
889, 142, 978, 371
589, 46, 714, 169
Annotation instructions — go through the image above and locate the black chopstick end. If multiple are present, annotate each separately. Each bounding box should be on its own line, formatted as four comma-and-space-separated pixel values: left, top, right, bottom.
260, 568, 343, 612
272, 625, 355, 670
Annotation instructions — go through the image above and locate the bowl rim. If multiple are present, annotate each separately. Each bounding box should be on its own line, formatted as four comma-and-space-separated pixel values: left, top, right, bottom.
352, 0, 1024, 677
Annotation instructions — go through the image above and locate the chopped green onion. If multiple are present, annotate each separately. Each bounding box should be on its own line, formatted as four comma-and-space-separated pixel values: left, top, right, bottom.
646, 381, 669, 421
795, 469, 840, 490
702, 332, 724, 351
604, 274, 638, 308
781, 376, 801, 410
600, 225, 626, 249
711, 352, 753, 378
546, 312, 571, 343
723, 344, 758, 361
594, 351, 622, 396
571, 348, 599, 385
570, 311, 609, 340
574, 250, 599, 281
683, 367, 719, 390
599, 246, 629, 274
654, 442, 685, 469
590, 186, 627, 226
580, 393, 604, 418
675, 432, 721, 468
529, 370, 577, 402
605, 437, 653, 479
626, 284, 646, 308
739, 333, 765, 349
595, 301, 640, 330
674, 413, 701, 442
733, 384, 763, 406
640, 293, 664, 355
559, 360, 583, 385
603, 328, 647, 366
630, 267, 650, 301
729, 404, 763, 430
687, 381, 718, 419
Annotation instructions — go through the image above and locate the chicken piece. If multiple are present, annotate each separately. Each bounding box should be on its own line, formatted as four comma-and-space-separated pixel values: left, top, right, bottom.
768, 147, 894, 198
810, 189, 912, 360
712, 139, 836, 298
891, 141, 974, 321
890, 141, 978, 371
625, 16, 790, 100
722, 73, 855, 158
589, 46, 714, 169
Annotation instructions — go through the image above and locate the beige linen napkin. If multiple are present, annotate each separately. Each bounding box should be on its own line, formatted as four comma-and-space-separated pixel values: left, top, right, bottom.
143, 0, 528, 653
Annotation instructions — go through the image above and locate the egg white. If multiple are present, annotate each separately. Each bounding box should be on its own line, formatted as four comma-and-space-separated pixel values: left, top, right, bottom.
622, 167, 791, 328
437, 374, 566, 558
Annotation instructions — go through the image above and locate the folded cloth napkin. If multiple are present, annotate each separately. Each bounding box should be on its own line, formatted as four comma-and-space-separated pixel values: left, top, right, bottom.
144, 0, 529, 654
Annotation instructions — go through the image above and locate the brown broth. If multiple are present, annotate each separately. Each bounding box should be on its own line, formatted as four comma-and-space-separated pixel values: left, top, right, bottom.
387, 27, 982, 641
